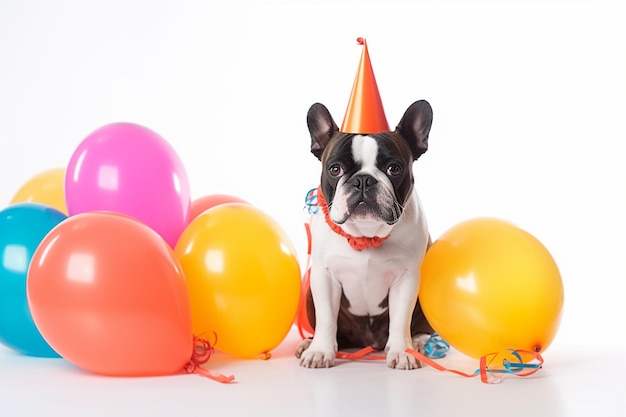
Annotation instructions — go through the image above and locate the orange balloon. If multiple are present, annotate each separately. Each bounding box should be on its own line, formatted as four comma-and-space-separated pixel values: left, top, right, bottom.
175, 204, 301, 358
420, 218, 564, 359
27, 212, 193, 376
189, 194, 249, 222
11, 168, 67, 214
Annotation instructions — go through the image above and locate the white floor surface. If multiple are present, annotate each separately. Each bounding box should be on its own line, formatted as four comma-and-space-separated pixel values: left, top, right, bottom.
1, 327, 624, 417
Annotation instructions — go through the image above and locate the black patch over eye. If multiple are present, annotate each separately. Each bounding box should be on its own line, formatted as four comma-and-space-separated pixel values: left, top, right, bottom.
329, 164, 344, 177
387, 164, 402, 177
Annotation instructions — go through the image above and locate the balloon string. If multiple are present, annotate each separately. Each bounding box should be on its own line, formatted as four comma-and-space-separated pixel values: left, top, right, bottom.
334, 342, 543, 384
184, 335, 235, 384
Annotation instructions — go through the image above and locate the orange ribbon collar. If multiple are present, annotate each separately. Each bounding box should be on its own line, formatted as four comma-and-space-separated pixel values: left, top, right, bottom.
315, 186, 389, 251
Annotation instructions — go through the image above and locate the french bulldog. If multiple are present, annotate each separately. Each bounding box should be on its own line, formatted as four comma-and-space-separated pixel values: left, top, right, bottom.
295, 100, 435, 370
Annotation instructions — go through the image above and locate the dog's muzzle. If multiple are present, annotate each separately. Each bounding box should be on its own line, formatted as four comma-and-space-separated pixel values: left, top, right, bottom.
342, 174, 400, 225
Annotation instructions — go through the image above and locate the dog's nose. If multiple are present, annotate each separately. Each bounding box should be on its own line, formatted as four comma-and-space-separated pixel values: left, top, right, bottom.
351, 174, 377, 191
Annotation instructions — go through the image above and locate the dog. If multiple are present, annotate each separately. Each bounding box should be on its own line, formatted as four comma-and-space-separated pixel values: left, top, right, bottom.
295, 100, 435, 370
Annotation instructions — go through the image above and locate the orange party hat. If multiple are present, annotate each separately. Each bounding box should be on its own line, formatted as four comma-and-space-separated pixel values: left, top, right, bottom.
340, 37, 390, 134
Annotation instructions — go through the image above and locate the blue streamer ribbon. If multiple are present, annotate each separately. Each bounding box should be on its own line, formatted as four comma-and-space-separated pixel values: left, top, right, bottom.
477, 349, 542, 375
304, 188, 319, 215
424, 333, 450, 359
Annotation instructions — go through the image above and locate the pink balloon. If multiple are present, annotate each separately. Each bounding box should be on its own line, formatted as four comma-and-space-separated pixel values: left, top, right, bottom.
65, 123, 191, 247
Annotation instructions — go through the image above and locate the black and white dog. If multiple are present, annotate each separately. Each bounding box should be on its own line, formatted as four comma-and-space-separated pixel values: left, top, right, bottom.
295, 100, 435, 370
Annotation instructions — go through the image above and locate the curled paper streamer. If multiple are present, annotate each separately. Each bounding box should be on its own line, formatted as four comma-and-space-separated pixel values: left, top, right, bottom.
184, 336, 235, 384
304, 188, 319, 215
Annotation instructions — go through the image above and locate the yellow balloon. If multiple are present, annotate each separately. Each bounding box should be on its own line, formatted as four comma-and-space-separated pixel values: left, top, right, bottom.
11, 168, 67, 214
174, 203, 301, 358
420, 218, 563, 359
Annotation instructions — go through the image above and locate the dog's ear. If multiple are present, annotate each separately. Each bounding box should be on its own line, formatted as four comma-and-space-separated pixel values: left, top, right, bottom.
396, 100, 433, 160
307, 103, 339, 160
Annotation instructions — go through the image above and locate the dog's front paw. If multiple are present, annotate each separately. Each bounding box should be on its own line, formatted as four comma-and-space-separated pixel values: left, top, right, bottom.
411, 333, 431, 356
298, 345, 336, 368
299, 350, 335, 368
385, 334, 432, 369
386, 350, 422, 370
294, 338, 312, 359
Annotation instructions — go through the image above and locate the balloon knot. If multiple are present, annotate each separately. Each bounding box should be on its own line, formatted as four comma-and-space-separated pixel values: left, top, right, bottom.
357, 37, 365, 45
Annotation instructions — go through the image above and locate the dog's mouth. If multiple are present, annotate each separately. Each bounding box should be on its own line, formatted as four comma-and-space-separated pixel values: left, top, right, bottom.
328, 183, 404, 227
345, 196, 401, 225
350, 200, 370, 214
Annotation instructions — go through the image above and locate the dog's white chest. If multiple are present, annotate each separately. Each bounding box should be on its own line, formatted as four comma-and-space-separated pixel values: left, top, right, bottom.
310, 198, 427, 317
328, 251, 394, 316
331, 252, 403, 316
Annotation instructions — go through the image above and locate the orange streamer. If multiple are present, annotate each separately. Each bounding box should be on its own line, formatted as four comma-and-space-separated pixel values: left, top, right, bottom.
335, 346, 543, 384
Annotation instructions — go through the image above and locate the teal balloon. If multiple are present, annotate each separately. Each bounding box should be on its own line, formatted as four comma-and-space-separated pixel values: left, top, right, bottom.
0, 203, 67, 357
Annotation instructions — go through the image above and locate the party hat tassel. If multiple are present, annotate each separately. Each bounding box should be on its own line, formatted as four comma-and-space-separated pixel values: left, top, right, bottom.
341, 37, 390, 134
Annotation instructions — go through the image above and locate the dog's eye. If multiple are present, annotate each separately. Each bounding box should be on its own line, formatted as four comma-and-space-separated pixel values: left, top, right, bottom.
329, 164, 343, 177
387, 164, 402, 177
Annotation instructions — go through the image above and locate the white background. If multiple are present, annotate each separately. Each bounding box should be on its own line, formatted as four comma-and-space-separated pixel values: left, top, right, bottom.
1, 1, 625, 416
